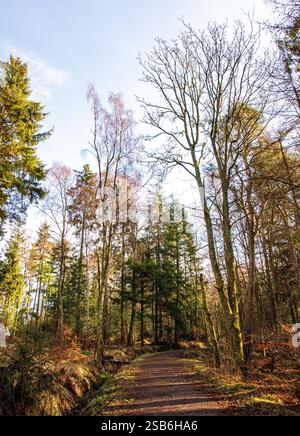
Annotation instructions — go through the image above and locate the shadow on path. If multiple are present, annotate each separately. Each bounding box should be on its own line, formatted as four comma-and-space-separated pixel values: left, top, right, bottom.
105, 351, 229, 416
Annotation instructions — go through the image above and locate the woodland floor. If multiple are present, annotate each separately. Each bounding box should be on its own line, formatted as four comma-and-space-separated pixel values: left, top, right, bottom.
103, 350, 230, 416
99, 348, 300, 417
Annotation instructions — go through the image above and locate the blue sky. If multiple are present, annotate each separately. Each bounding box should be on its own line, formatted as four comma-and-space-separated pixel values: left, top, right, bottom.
1, 0, 270, 171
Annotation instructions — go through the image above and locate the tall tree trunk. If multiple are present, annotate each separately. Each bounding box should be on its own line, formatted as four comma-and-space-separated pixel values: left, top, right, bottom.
57, 241, 65, 346
244, 219, 256, 364
85, 243, 91, 329
154, 281, 159, 345
141, 279, 145, 347
261, 235, 278, 330
127, 270, 137, 347
76, 219, 86, 336
35, 261, 44, 327
221, 187, 244, 369
101, 223, 114, 346
120, 224, 126, 344
95, 251, 104, 366
174, 234, 180, 346
155, 220, 161, 345
191, 148, 245, 369
199, 274, 221, 369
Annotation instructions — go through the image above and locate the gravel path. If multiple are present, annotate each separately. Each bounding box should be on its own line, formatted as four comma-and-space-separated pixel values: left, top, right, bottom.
105, 351, 229, 416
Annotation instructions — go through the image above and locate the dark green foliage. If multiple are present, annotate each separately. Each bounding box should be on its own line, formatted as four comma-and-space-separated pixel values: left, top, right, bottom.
0, 232, 25, 330
122, 203, 203, 346
0, 56, 50, 234
0, 336, 52, 416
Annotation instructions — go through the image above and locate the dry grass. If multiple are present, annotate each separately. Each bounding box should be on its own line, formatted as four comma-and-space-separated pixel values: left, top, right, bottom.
184, 333, 300, 416
82, 347, 160, 416
0, 327, 97, 416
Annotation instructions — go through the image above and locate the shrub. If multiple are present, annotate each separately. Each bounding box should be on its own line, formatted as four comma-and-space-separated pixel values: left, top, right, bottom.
0, 332, 96, 416
0, 340, 52, 416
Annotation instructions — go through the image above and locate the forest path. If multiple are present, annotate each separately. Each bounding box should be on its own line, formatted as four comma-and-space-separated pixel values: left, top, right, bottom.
104, 350, 229, 416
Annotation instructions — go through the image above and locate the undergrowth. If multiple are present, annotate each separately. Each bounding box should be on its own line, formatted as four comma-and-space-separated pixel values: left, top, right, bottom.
187, 349, 300, 417
0, 327, 96, 416
81, 350, 157, 416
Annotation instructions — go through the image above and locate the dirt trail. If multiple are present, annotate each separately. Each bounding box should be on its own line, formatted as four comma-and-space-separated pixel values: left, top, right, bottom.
105, 351, 229, 416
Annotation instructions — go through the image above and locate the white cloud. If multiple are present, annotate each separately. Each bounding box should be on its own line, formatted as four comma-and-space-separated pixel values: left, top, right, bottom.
1, 43, 71, 100
31, 57, 70, 88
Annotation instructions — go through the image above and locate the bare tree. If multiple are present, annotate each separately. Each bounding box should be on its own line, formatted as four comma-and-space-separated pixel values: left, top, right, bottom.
87, 86, 138, 364
139, 20, 276, 369
41, 164, 73, 344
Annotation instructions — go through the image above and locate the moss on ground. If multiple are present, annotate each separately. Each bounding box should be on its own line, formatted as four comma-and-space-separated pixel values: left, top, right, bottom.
192, 359, 300, 416
81, 350, 158, 416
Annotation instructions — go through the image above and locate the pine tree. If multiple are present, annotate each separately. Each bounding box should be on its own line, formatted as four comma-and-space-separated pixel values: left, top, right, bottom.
68, 164, 97, 334
0, 56, 51, 235
0, 232, 25, 330
29, 223, 54, 325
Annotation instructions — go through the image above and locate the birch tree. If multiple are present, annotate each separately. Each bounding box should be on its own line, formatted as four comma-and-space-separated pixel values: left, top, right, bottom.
87, 87, 138, 364
41, 164, 73, 344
